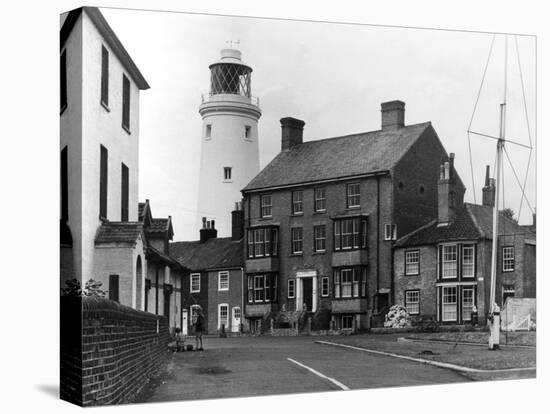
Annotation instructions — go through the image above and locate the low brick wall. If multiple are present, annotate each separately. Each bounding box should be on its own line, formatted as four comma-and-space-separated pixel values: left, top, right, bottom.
60, 296, 170, 406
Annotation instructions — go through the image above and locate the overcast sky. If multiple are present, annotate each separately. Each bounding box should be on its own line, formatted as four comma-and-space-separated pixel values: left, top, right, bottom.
100, 7, 536, 240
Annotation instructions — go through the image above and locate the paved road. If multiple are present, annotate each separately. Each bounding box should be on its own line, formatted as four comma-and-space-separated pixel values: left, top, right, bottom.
147, 336, 469, 402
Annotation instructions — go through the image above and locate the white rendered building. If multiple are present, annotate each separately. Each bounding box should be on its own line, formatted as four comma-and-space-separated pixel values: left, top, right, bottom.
60, 7, 149, 308
197, 48, 261, 237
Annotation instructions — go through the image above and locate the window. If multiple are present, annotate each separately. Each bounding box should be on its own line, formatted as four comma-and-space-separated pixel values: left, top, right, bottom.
260, 194, 272, 218
233, 307, 241, 320
61, 146, 68, 221
346, 183, 360, 208
442, 286, 457, 321
101, 46, 109, 107
405, 290, 420, 315
334, 217, 367, 251
218, 304, 229, 329
245, 125, 251, 139
121, 163, 129, 222
502, 284, 515, 305
462, 245, 475, 277
205, 124, 212, 139
341, 315, 354, 329
223, 167, 232, 181
190, 273, 201, 293
384, 224, 397, 241
99, 145, 108, 220
334, 268, 366, 299
291, 227, 303, 254
442, 245, 458, 278
314, 187, 326, 212
218, 271, 229, 291
405, 250, 420, 275
122, 74, 130, 131
109, 274, 119, 302
247, 274, 278, 304
502, 246, 515, 272
288, 279, 295, 299
313, 225, 326, 252
60, 50, 67, 112
321, 277, 329, 297
247, 227, 278, 258
462, 287, 475, 321
291, 191, 303, 215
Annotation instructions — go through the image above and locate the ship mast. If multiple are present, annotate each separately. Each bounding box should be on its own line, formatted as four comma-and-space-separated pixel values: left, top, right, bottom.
488, 35, 508, 350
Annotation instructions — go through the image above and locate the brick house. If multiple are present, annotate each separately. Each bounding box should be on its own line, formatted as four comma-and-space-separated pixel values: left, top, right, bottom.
241, 101, 463, 331
60, 7, 150, 310
170, 206, 246, 335
393, 164, 536, 325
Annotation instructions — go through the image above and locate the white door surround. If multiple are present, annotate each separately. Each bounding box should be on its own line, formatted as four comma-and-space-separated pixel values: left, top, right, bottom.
295, 270, 318, 312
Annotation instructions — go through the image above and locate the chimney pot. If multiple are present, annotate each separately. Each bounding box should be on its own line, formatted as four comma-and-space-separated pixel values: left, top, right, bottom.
280, 117, 305, 151
381, 100, 405, 129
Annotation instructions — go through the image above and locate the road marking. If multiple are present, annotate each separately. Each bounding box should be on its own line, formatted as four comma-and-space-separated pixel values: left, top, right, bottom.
315, 340, 536, 374
287, 358, 350, 390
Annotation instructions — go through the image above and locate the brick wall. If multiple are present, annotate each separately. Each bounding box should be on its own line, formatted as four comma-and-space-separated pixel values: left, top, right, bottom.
207, 268, 243, 333
60, 296, 170, 407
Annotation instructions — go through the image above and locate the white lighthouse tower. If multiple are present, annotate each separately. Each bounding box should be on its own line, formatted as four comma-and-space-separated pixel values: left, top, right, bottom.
197, 47, 261, 236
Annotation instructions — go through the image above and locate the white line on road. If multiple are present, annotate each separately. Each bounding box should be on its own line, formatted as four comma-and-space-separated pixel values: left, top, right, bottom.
287, 358, 350, 390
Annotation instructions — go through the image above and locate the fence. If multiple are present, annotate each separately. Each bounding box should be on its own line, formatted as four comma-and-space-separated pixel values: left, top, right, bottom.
501, 297, 536, 332
60, 296, 170, 406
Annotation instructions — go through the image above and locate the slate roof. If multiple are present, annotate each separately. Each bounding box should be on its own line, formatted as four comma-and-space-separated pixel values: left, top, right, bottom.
170, 237, 244, 271
146, 245, 185, 270
60, 7, 149, 89
95, 222, 143, 245
395, 203, 531, 248
243, 122, 432, 191
148, 218, 170, 233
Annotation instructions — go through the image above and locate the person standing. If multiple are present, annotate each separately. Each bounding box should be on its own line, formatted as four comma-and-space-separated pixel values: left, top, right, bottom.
194, 306, 205, 351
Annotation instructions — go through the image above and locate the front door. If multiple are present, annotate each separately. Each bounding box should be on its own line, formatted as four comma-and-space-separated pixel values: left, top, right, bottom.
181, 309, 188, 335
232, 307, 241, 333
302, 278, 313, 311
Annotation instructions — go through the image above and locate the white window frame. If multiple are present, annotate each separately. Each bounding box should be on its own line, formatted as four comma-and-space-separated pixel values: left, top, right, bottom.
384, 224, 397, 241
314, 187, 326, 212
321, 277, 329, 297
218, 303, 229, 330
260, 194, 272, 218
233, 306, 241, 320
442, 286, 458, 322
288, 279, 295, 299
405, 290, 420, 315
442, 245, 458, 279
462, 286, 475, 321
218, 271, 229, 291
346, 183, 360, 208
314, 225, 326, 252
502, 246, 515, 272
190, 273, 201, 293
462, 245, 475, 277
291, 227, 303, 255
405, 250, 420, 275
341, 315, 354, 330
292, 190, 304, 215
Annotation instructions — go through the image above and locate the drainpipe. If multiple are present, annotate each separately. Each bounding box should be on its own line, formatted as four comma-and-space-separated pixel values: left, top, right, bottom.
241, 267, 244, 333
376, 175, 381, 312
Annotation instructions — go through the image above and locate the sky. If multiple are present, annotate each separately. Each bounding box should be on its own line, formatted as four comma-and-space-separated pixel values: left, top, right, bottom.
100, 7, 536, 240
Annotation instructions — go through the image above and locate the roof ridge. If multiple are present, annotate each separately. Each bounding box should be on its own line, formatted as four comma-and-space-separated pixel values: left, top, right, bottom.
465, 204, 487, 238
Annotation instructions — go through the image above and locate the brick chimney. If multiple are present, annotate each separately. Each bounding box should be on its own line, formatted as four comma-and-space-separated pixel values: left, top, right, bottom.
199, 217, 218, 243
437, 153, 463, 224
381, 100, 405, 130
231, 201, 245, 241
281, 117, 305, 151
482, 165, 496, 207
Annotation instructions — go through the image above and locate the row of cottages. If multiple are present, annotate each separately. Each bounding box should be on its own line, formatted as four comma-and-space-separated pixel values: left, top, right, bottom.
393, 165, 536, 325
60, 7, 188, 332
240, 101, 460, 331
170, 207, 246, 335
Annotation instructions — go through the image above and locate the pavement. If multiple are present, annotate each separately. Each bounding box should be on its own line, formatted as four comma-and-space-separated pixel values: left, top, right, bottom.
146, 335, 469, 403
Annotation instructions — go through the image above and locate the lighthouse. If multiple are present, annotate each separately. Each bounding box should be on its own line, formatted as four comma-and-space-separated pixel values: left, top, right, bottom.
197, 47, 261, 236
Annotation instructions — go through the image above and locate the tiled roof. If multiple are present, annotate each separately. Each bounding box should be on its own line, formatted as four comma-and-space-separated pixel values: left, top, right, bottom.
395, 203, 530, 248
146, 245, 185, 270
60, 7, 150, 89
243, 122, 432, 191
147, 218, 170, 233
95, 222, 143, 245
170, 237, 243, 271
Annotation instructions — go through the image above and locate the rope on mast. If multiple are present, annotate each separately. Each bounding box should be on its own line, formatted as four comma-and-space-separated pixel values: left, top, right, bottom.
467, 33, 496, 205
503, 146, 535, 215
